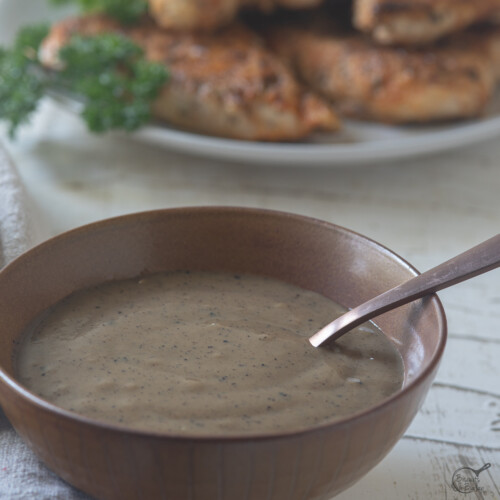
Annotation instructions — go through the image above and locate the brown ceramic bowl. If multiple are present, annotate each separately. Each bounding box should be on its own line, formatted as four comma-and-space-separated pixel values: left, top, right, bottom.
0, 207, 446, 500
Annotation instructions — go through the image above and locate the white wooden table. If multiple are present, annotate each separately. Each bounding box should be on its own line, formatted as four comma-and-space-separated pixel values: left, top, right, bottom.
0, 95, 498, 499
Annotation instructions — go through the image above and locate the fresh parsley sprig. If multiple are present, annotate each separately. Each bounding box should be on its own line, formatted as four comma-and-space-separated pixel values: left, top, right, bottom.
49, 0, 148, 24
58, 33, 167, 132
0, 26, 168, 137
0, 25, 50, 137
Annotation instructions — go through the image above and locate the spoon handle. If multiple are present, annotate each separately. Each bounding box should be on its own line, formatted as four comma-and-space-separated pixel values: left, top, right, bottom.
310, 234, 500, 347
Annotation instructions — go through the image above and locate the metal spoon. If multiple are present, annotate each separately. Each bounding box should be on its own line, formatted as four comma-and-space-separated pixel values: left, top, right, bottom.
309, 234, 500, 348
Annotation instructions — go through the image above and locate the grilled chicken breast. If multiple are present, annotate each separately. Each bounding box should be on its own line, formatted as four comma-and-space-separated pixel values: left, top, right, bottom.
147, 0, 324, 31
266, 18, 500, 123
354, 0, 500, 45
147, 0, 240, 31
40, 14, 339, 141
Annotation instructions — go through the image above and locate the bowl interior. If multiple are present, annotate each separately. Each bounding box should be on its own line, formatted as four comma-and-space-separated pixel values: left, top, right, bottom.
0, 207, 445, 411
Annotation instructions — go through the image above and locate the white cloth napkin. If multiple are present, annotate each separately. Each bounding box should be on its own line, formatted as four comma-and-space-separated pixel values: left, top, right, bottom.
0, 143, 40, 267
0, 141, 89, 499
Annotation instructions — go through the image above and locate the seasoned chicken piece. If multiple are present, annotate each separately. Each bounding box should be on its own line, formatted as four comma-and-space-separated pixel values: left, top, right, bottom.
40, 15, 339, 141
266, 20, 500, 123
354, 0, 500, 45
147, 0, 241, 31
147, 0, 324, 31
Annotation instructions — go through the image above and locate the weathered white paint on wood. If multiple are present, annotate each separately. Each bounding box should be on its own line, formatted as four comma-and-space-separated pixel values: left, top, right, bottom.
407, 384, 500, 447
436, 337, 500, 394
337, 438, 500, 499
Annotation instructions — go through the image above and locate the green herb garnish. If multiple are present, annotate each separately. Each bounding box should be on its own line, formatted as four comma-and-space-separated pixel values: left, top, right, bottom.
49, 0, 148, 24
58, 33, 167, 132
0, 26, 168, 137
0, 24, 49, 137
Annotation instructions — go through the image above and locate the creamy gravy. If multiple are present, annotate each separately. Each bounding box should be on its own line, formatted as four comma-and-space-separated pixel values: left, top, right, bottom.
17, 271, 403, 435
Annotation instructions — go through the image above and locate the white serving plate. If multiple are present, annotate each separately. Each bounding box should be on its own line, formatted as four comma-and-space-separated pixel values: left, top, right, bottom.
3, 0, 500, 166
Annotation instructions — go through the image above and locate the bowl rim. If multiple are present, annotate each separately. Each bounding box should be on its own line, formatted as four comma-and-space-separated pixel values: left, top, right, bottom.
0, 206, 447, 442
